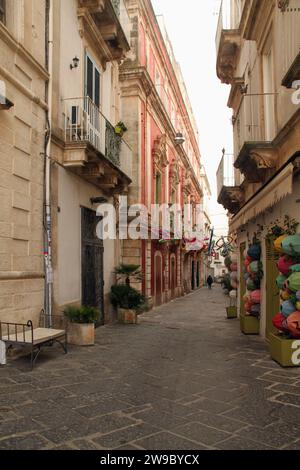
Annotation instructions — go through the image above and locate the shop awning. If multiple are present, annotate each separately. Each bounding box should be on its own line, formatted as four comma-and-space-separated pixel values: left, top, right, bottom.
229, 163, 294, 233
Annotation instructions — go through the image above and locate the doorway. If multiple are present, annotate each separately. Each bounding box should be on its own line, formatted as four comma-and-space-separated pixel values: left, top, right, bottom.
154, 253, 163, 306
81, 207, 104, 325
170, 254, 176, 299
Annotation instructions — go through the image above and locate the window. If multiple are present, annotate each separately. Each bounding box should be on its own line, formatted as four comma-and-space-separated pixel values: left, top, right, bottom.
85, 54, 101, 108
0, 0, 6, 24
262, 39, 276, 140
155, 172, 162, 204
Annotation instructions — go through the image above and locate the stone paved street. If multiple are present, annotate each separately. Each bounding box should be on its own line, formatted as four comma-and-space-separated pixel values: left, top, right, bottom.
1, 286, 300, 450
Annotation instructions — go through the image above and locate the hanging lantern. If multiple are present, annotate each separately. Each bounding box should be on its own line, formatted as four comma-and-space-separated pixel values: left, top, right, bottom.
282, 235, 300, 256
247, 244, 261, 261
286, 272, 300, 293
280, 300, 296, 318
287, 312, 300, 338
276, 275, 287, 290
250, 290, 261, 304
277, 256, 296, 276
273, 235, 288, 253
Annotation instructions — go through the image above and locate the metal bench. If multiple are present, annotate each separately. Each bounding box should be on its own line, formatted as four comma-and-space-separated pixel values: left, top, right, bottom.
0, 311, 67, 370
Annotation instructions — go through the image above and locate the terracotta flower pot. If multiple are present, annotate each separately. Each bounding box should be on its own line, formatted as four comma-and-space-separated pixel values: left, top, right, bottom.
118, 308, 138, 324
67, 323, 95, 346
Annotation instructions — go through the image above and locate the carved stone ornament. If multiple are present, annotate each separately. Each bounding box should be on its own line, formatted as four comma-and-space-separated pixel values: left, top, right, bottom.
249, 150, 277, 170
153, 135, 169, 174
169, 158, 181, 189
278, 0, 289, 12
78, 0, 105, 13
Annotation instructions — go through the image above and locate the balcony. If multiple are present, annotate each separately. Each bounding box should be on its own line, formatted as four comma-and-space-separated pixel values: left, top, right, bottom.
63, 97, 132, 191
77, 0, 130, 66
216, 0, 242, 84
217, 152, 244, 215
233, 95, 277, 183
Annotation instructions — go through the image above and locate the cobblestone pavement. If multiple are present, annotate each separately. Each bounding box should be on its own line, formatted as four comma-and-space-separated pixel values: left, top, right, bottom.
1, 286, 300, 450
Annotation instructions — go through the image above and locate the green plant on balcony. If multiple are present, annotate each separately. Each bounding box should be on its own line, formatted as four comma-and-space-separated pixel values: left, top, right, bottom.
114, 121, 128, 137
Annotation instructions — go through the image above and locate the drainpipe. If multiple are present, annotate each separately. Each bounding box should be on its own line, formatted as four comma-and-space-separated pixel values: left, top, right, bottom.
44, 0, 54, 326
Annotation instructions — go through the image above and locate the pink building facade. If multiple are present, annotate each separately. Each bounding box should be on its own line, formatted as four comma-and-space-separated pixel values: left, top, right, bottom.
120, 0, 206, 307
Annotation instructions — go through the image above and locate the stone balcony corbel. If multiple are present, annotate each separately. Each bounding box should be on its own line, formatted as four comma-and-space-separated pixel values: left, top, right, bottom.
216, 31, 241, 85
234, 142, 277, 183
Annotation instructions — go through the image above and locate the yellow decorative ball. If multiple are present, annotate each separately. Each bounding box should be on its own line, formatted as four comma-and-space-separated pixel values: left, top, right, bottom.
280, 290, 291, 301
296, 301, 300, 311
274, 235, 287, 254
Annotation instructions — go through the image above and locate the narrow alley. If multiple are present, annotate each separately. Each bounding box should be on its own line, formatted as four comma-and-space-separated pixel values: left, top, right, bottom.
1, 286, 300, 451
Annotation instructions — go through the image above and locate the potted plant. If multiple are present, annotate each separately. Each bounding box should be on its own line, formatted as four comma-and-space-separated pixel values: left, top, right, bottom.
114, 121, 128, 137
111, 264, 145, 324
63, 305, 99, 346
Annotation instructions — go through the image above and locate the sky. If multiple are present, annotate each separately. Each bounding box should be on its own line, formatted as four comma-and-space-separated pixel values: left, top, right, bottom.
152, 0, 232, 235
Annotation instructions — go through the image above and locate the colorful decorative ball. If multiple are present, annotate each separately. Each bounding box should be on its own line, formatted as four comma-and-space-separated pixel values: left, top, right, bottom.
245, 301, 253, 313
247, 279, 258, 291
286, 273, 300, 293
249, 261, 262, 274
280, 301, 296, 318
276, 275, 287, 290
231, 280, 238, 290
246, 256, 253, 263
229, 290, 237, 299
230, 263, 238, 272
230, 271, 238, 280
247, 244, 261, 261
296, 302, 300, 311
280, 290, 291, 301
296, 291, 300, 301
282, 235, 300, 256
273, 235, 288, 253
277, 256, 295, 277
250, 290, 261, 305
243, 294, 250, 302
250, 304, 261, 316
289, 264, 300, 274
244, 259, 251, 269
272, 313, 289, 333
287, 312, 300, 338
231, 254, 238, 263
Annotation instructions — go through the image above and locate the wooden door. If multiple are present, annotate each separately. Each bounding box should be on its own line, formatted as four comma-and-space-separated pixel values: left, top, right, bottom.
81, 207, 104, 325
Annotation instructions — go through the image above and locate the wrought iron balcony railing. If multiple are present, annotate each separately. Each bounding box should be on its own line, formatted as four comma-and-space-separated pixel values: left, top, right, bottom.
63, 97, 132, 180
217, 152, 235, 198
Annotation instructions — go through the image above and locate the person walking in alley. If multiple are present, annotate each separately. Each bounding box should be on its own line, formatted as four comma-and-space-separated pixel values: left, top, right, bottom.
207, 275, 213, 289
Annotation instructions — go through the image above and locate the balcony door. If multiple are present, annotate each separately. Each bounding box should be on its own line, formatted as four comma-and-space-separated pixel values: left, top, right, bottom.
263, 46, 276, 141
85, 53, 101, 151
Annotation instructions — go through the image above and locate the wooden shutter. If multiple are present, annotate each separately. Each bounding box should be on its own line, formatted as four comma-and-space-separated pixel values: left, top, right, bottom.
94, 68, 100, 108
86, 56, 93, 101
